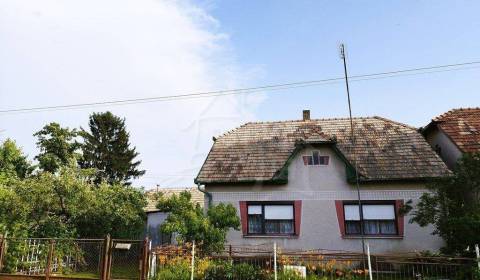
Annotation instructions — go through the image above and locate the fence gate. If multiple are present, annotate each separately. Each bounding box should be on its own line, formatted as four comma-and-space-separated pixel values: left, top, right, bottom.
108, 239, 149, 280
0, 236, 150, 280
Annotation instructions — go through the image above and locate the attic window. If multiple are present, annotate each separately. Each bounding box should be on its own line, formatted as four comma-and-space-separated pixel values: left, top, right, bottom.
303, 151, 329, 166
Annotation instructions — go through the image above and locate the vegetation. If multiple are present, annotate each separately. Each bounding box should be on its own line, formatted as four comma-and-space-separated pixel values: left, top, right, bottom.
407, 153, 480, 254
156, 191, 240, 254
153, 255, 373, 280
0, 111, 147, 239
0, 165, 146, 238
79, 111, 145, 185
0, 139, 34, 180
34, 122, 80, 173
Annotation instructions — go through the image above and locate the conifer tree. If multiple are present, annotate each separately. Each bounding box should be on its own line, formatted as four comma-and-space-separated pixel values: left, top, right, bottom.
79, 112, 145, 185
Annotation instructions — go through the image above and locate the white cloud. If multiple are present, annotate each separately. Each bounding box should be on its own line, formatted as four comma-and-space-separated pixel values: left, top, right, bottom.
0, 0, 264, 188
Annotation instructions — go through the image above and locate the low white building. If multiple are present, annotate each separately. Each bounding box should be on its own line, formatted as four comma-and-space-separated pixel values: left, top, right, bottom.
145, 187, 205, 246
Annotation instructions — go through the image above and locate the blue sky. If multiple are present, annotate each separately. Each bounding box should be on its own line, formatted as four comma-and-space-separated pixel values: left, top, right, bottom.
0, 1, 479, 187
211, 0, 480, 125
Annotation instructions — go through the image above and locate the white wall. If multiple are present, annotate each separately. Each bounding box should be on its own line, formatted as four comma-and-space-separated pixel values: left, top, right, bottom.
424, 127, 462, 170
205, 146, 444, 253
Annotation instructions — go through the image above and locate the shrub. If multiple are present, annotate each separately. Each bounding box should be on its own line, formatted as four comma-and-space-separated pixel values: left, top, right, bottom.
203, 260, 233, 280
155, 257, 190, 280
232, 263, 267, 280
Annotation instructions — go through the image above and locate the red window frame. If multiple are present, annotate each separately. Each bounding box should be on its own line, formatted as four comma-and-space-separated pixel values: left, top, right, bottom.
239, 201, 302, 237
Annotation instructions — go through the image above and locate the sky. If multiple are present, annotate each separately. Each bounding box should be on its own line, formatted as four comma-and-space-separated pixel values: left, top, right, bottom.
0, 0, 479, 188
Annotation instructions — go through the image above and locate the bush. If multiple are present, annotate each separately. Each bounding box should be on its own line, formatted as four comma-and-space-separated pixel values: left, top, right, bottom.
203, 261, 233, 280
232, 263, 267, 280
155, 258, 190, 280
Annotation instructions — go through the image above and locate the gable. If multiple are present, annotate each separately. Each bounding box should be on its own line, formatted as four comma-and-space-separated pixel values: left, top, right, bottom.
425, 108, 480, 154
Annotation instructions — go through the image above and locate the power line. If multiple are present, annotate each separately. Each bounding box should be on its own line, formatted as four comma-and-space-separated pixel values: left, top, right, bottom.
1, 60, 479, 115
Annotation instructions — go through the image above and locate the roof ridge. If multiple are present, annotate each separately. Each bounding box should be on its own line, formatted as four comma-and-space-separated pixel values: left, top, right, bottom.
434, 107, 480, 121
372, 116, 417, 130
242, 116, 377, 125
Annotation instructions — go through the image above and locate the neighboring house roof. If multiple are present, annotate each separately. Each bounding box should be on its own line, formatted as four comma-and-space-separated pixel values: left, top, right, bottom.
145, 187, 205, 213
424, 108, 480, 153
196, 116, 449, 184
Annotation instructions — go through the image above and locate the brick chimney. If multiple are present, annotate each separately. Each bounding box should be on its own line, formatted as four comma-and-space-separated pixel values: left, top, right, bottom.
303, 110, 310, 121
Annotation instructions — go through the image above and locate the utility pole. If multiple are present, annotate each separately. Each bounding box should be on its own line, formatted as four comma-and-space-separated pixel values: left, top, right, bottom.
339, 44, 367, 259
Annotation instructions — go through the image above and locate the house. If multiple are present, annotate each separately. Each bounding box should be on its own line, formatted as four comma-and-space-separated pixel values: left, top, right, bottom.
145, 187, 205, 246
195, 110, 450, 253
422, 108, 480, 169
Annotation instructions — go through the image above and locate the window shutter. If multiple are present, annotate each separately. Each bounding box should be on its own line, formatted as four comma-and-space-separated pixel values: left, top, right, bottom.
294, 201, 302, 235
395, 200, 405, 236
335, 201, 346, 237
239, 201, 248, 235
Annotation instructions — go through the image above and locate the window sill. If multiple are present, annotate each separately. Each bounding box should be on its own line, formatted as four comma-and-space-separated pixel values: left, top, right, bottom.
243, 235, 299, 239
342, 235, 404, 240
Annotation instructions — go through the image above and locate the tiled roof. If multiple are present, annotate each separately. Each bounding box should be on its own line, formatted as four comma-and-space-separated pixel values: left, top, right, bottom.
196, 116, 449, 184
430, 108, 480, 153
145, 187, 205, 213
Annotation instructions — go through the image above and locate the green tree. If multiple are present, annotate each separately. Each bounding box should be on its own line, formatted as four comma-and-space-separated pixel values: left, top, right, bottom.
79, 112, 145, 185
409, 153, 480, 254
0, 139, 34, 180
75, 183, 147, 238
156, 191, 240, 253
34, 122, 80, 173
0, 165, 147, 238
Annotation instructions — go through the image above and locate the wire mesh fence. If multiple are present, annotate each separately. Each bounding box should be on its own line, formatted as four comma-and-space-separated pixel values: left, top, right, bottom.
0, 238, 104, 278
150, 243, 480, 280
0, 237, 478, 280
0, 236, 148, 280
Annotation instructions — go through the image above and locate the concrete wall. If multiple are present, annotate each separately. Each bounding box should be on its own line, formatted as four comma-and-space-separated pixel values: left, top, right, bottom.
424, 127, 462, 170
205, 146, 443, 253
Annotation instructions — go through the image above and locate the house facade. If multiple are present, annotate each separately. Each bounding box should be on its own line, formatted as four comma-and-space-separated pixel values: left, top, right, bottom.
423, 108, 480, 169
195, 111, 450, 253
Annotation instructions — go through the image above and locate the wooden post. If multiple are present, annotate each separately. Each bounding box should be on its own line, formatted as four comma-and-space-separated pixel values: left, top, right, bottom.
140, 237, 150, 280
101, 235, 112, 280
45, 240, 55, 280
0, 234, 5, 272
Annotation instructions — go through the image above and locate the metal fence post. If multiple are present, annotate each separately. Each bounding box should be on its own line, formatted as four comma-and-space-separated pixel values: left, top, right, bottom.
366, 243, 373, 280
274, 242, 277, 280
190, 240, 195, 280
45, 240, 55, 280
475, 244, 480, 270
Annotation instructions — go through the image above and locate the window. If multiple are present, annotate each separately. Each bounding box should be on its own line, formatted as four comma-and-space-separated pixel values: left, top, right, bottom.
247, 203, 295, 235
344, 202, 397, 236
303, 151, 329, 166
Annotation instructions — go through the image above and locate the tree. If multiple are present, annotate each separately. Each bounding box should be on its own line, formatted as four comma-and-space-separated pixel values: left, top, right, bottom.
0, 139, 34, 180
408, 153, 480, 254
79, 112, 145, 185
0, 165, 147, 239
156, 191, 240, 253
34, 122, 80, 173
75, 183, 147, 238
